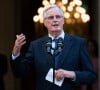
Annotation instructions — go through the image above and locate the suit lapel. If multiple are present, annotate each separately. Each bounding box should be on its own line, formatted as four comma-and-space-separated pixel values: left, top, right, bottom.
57, 34, 74, 68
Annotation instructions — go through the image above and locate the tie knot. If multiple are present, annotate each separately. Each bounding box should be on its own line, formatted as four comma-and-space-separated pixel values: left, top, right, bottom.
52, 38, 58, 50
53, 38, 63, 43
53, 38, 58, 43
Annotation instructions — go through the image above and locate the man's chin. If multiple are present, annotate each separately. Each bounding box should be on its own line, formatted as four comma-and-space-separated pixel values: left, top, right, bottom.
51, 28, 61, 31
51, 30, 60, 32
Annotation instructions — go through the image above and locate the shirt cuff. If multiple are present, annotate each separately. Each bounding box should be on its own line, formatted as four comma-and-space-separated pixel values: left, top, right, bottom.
12, 53, 20, 60
71, 73, 76, 81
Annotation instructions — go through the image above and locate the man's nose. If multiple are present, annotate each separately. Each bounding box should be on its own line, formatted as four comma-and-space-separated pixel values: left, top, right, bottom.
53, 16, 58, 20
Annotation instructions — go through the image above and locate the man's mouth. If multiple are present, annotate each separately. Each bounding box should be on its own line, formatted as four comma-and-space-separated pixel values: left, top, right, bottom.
52, 24, 59, 26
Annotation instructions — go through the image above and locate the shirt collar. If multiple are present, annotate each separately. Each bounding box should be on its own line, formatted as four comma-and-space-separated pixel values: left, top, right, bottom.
48, 31, 65, 40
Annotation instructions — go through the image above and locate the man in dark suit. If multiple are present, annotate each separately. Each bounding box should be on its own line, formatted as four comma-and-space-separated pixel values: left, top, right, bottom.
10, 4, 96, 90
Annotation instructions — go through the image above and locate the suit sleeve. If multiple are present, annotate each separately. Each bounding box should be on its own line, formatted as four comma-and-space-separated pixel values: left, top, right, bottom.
74, 39, 97, 85
10, 42, 34, 78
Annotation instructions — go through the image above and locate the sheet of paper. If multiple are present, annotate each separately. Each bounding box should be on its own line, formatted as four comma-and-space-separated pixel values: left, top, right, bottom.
45, 68, 64, 87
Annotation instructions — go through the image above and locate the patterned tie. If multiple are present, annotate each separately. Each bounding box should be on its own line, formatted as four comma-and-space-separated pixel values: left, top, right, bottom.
53, 38, 61, 69
53, 38, 58, 52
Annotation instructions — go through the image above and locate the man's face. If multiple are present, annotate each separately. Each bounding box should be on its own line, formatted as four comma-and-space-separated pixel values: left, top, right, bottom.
44, 7, 64, 33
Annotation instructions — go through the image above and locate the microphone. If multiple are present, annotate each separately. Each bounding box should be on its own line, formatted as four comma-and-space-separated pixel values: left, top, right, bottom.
46, 37, 52, 53
57, 38, 63, 53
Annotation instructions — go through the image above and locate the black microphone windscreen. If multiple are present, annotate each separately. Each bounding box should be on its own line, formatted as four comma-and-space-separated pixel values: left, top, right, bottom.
46, 37, 52, 54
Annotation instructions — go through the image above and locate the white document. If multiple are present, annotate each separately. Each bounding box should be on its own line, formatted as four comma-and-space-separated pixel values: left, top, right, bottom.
45, 68, 64, 87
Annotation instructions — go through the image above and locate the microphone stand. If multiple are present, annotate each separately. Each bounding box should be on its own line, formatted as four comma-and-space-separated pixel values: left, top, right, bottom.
46, 37, 55, 88
52, 49, 56, 85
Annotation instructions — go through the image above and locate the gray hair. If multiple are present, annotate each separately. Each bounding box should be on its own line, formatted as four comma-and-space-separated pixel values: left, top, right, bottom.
43, 4, 64, 19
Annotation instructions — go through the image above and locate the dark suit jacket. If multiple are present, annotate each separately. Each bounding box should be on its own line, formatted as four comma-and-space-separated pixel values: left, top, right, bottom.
10, 33, 96, 90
